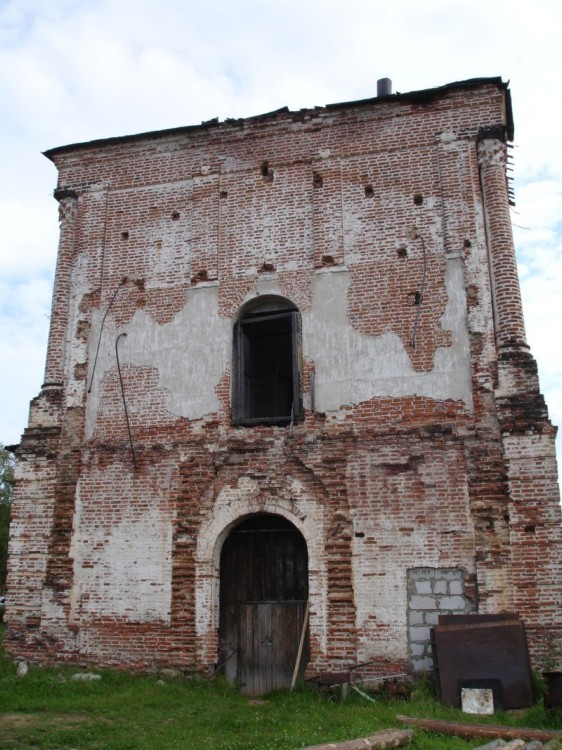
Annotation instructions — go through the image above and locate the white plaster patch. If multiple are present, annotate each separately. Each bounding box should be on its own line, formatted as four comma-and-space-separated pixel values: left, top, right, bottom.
438, 131, 459, 147
86, 255, 472, 436
86, 285, 231, 435
72, 497, 173, 624
65, 251, 94, 410
351, 447, 476, 664
304, 265, 473, 411
477, 566, 513, 613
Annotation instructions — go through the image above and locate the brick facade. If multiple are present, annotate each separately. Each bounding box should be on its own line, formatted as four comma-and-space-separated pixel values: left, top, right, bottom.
6, 78, 562, 682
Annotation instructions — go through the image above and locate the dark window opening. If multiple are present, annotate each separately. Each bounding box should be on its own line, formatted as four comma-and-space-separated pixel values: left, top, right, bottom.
232, 298, 303, 426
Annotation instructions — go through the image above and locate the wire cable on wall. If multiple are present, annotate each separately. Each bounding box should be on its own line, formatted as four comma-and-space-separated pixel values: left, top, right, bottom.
87, 277, 128, 393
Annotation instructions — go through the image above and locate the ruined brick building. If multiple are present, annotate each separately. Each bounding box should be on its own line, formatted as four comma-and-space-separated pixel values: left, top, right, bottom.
6, 77, 562, 693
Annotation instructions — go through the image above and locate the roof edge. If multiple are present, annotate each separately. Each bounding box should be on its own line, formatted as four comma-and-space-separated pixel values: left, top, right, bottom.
43, 77, 512, 161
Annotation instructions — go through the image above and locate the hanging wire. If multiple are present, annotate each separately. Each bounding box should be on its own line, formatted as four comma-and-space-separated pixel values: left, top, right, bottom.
410, 235, 428, 350
87, 277, 128, 393
115, 332, 137, 470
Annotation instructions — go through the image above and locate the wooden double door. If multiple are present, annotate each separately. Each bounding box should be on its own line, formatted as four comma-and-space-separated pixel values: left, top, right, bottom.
219, 515, 309, 695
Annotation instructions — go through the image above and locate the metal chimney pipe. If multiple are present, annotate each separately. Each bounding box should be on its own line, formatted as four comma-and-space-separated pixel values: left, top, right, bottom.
377, 78, 392, 97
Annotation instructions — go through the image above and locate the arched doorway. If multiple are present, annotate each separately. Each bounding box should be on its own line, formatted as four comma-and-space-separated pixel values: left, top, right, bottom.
218, 514, 309, 694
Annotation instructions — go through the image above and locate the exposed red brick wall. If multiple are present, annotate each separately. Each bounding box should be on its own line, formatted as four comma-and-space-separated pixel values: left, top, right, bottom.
6, 79, 561, 678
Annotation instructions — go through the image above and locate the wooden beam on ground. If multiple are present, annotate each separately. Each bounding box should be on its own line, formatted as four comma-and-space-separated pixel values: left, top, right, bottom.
291, 600, 310, 690
396, 715, 562, 743
298, 728, 414, 749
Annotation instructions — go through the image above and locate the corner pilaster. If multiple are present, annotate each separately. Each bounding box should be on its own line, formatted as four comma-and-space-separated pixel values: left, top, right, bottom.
43, 189, 79, 388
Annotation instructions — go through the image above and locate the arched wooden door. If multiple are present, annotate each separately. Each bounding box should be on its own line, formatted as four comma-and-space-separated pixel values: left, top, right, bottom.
219, 514, 309, 694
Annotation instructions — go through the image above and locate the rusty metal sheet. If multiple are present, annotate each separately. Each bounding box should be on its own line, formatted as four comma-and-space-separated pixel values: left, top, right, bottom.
431, 616, 533, 709
438, 613, 517, 626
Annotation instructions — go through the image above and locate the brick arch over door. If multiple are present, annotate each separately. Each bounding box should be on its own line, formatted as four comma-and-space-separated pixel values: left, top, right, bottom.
193, 481, 328, 673
219, 513, 309, 694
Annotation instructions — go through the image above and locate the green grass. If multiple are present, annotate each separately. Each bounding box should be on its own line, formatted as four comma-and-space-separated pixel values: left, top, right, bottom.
1, 630, 561, 749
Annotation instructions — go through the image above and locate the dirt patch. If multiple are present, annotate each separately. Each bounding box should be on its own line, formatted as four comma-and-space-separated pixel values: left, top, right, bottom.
0, 713, 91, 728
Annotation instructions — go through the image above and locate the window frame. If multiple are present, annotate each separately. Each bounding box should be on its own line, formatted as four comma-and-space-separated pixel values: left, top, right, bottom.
232, 300, 303, 427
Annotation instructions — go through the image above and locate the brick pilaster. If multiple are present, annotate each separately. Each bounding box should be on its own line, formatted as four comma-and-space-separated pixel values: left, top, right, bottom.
477, 138, 527, 352
43, 190, 79, 387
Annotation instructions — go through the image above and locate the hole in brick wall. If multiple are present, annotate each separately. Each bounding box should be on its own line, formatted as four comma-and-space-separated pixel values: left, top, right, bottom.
260, 161, 274, 182
524, 524, 536, 533
409, 291, 422, 306
171, 211, 180, 220
74, 362, 87, 381
313, 171, 324, 188
364, 185, 374, 197
321, 254, 336, 266
413, 194, 423, 205
354, 532, 365, 538
191, 269, 209, 284
220, 190, 228, 199
464, 239, 472, 248
466, 285, 478, 304
397, 246, 408, 258
483, 516, 495, 530
258, 262, 275, 273
121, 231, 129, 240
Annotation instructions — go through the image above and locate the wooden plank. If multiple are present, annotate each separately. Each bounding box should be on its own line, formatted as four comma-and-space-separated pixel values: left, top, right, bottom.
238, 603, 251, 694
292, 600, 310, 689
396, 715, 562, 742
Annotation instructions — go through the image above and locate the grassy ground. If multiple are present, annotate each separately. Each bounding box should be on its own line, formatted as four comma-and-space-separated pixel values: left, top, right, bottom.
1, 629, 561, 749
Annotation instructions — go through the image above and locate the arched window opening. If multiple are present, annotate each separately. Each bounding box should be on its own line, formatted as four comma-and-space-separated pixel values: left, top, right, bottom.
232, 297, 304, 426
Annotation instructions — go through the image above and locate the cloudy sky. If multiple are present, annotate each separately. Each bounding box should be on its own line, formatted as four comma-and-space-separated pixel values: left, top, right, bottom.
1, 0, 561, 470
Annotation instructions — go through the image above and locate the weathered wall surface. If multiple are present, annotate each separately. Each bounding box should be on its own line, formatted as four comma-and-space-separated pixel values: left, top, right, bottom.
6, 79, 562, 676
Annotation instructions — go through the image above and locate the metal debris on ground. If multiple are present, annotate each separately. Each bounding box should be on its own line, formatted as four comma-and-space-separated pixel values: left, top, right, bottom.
310, 668, 411, 700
